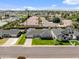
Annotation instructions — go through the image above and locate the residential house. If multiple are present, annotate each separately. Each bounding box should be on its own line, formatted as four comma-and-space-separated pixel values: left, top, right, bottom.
22, 16, 39, 27
26, 28, 52, 39
51, 27, 79, 40
0, 29, 21, 38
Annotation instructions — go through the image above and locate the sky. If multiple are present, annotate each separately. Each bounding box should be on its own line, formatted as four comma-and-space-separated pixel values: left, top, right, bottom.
0, 0, 79, 10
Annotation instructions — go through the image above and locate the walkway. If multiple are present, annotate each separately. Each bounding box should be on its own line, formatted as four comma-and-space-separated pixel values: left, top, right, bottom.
24, 38, 32, 47
3, 38, 19, 46
1, 58, 79, 59
1, 58, 17, 59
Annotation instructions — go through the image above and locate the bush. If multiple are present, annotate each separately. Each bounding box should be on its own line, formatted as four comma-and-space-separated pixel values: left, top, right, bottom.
54, 39, 70, 45
69, 40, 79, 45
53, 17, 60, 23
76, 18, 79, 22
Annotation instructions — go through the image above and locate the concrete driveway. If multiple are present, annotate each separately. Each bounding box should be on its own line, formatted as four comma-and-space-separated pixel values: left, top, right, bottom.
24, 38, 32, 47
3, 38, 19, 46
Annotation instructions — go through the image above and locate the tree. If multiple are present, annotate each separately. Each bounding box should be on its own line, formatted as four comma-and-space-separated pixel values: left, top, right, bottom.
76, 18, 79, 22
53, 17, 60, 23
5, 14, 9, 18
72, 22, 78, 28
0, 16, 2, 20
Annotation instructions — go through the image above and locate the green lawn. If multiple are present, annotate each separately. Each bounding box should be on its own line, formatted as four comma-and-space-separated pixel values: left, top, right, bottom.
32, 38, 77, 45
32, 38, 58, 45
16, 34, 26, 45
0, 38, 8, 45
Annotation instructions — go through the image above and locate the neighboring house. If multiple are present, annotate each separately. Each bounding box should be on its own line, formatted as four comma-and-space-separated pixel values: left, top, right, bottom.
26, 28, 52, 38
0, 29, 21, 38
26, 27, 79, 40
51, 27, 79, 40
22, 16, 39, 27
62, 20, 72, 27
41, 17, 72, 28
2, 16, 19, 22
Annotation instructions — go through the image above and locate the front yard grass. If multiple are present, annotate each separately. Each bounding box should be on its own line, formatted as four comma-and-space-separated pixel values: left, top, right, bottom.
32, 38, 58, 45
16, 34, 26, 45
32, 38, 76, 45
0, 38, 8, 45
32, 38, 56, 45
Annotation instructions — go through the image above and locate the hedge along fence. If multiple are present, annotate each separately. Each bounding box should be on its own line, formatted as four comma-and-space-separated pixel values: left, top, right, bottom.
16, 34, 26, 45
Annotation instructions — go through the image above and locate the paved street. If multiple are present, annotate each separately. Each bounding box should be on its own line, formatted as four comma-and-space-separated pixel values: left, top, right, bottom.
1, 58, 79, 59
24, 38, 32, 47
3, 38, 19, 46
0, 46, 79, 58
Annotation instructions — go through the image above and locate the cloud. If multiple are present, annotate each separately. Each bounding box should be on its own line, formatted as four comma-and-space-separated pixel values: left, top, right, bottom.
75, 7, 79, 9
0, 6, 79, 11
52, 4, 56, 7
63, 0, 79, 5
23, 6, 36, 10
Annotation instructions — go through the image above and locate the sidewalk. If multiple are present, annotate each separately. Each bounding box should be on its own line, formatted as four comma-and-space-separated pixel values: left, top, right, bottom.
3, 38, 19, 46
1, 58, 17, 59
1, 58, 79, 59
27, 58, 79, 59
24, 38, 32, 47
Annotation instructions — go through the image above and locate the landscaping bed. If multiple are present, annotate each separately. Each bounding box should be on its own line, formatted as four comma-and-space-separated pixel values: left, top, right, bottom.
16, 34, 26, 45
0, 38, 8, 45
32, 38, 79, 45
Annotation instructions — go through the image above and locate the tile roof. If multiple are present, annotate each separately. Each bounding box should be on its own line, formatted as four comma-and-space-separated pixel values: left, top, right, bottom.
0, 29, 21, 37
26, 28, 52, 38
26, 16, 39, 26
51, 28, 64, 36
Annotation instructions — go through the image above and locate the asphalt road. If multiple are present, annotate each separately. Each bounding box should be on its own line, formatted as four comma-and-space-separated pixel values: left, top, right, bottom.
0, 46, 79, 58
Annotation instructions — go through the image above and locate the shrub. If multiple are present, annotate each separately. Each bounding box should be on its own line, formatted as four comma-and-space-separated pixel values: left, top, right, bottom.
76, 18, 79, 22
69, 40, 79, 45
53, 17, 61, 23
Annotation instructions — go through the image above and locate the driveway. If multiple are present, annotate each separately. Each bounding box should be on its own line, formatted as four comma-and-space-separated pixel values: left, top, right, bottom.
3, 38, 19, 46
24, 38, 32, 47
